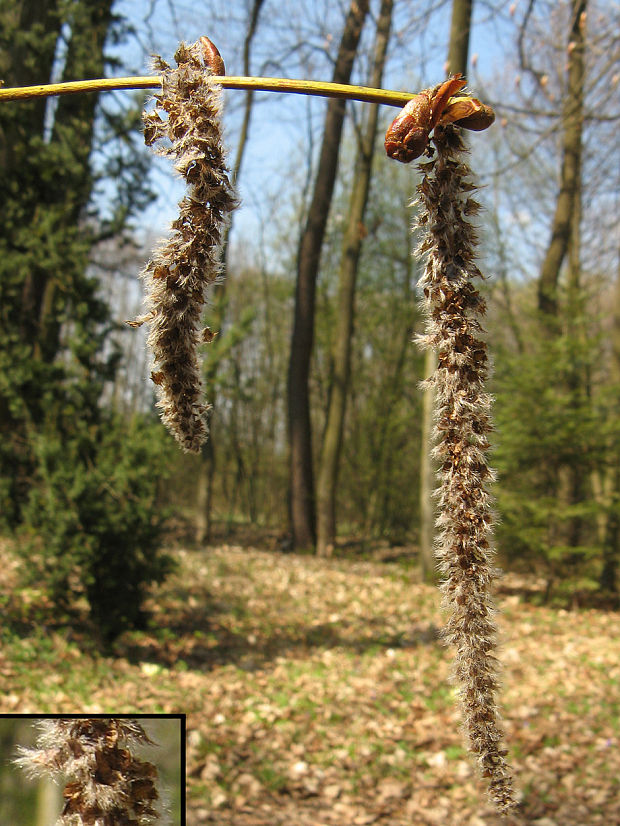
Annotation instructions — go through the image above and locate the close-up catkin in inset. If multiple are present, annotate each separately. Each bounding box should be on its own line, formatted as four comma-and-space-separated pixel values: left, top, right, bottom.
415, 124, 515, 813
129, 39, 237, 453
15, 718, 160, 825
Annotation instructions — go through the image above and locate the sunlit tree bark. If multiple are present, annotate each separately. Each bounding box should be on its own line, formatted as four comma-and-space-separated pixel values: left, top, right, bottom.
316, 0, 393, 558
195, 0, 266, 544
537, 0, 587, 318
599, 257, 620, 592
287, 0, 370, 549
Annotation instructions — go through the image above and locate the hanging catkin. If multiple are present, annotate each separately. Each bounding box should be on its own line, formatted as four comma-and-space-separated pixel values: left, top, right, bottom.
415, 124, 515, 813
129, 39, 237, 453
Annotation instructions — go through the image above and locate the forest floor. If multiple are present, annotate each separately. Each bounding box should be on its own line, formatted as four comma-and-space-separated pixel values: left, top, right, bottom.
0, 539, 619, 826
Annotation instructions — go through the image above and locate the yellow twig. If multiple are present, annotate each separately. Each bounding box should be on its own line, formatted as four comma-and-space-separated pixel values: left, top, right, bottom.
0, 75, 416, 108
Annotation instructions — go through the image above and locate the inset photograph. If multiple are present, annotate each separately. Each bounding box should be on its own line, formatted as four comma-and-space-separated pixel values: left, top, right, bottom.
0, 714, 184, 826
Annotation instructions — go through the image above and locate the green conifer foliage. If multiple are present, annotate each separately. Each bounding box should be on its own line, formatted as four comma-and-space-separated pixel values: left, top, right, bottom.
0, 3, 173, 640
493, 314, 615, 598
22, 414, 175, 642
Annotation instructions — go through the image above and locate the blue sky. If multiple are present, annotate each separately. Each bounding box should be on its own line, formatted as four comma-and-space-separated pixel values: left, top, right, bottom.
107, 0, 517, 252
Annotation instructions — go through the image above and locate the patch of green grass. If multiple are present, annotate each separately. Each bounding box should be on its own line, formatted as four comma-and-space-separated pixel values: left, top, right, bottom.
4, 628, 62, 666
510, 740, 525, 760
423, 684, 452, 711
188, 781, 209, 801
293, 695, 319, 716
372, 696, 393, 716
282, 659, 329, 680
609, 715, 620, 734
196, 739, 224, 759
396, 680, 415, 699
360, 643, 385, 658
3, 631, 112, 701
388, 569, 415, 585
566, 698, 591, 715
272, 690, 291, 708
215, 559, 234, 578
255, 765, 288, 792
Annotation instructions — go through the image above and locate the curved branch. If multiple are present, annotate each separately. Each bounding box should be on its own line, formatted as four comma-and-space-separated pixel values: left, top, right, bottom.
0, 75, 417, 107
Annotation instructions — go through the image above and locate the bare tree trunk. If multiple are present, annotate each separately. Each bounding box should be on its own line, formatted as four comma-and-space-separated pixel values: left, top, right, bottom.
565, 136, 586, 552
533, 1, 587, 557
447, 0, 473, 73
287, 0, 370, 549
537, 0, 587, 318
363, 261, 414, 535
419, 0, 473, 582
3, 0, 60, 356
195, 0, 265, 545
35, 777, 62, 826
219, 0, 265, 269
27, 1, 114, 364
0, 0, 59, 145
316, 0, 393, 558
418, 373, 436, 579
599, 257, 620, 592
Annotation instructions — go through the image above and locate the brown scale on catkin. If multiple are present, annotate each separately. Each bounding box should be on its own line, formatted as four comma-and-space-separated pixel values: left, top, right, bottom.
129, 39, 237, 453
15, 718, 160, 825
415, 125, 515, 813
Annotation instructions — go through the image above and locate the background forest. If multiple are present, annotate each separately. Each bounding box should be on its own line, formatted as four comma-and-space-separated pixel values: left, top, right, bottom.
1, 0, 619, 635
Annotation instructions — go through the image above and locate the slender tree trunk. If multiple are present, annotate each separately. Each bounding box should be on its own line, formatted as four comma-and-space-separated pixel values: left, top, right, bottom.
219, 0, 265, 270
35, 777, 62, 826
447, 0, 473, 73
418, 374, 436, 578
537, 0, 587, 319
601, 485, 620, 593
419, 0, 473, 582
534, 1, 587, 556
364, 263, 414, 535
2, 0, 60, 355
195, 0, 265, 544
53, 2, 113, 192
0, 0, 59, 143
565, 140, 586, 551
287, 0, 370, 549
490, 170, 525, 353
599, 257, 620, 592
31, 0, 114, 363
316, 0, 393, 558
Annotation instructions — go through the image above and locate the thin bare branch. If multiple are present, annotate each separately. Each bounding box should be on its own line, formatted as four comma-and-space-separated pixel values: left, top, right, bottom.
0, 74, 430, 108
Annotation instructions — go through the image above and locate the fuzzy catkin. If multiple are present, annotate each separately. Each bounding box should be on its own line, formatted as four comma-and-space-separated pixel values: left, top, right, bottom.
415, 125, 515, 813
130, 40, 237, 453
15, 718, 160, 825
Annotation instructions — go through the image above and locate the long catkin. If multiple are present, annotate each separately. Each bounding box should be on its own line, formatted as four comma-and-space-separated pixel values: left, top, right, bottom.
130, 40, 237, 453
415, 124, 515, 813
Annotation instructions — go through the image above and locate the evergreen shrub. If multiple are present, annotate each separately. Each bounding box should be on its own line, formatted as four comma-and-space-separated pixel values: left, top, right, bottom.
19, 412, 175, 643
